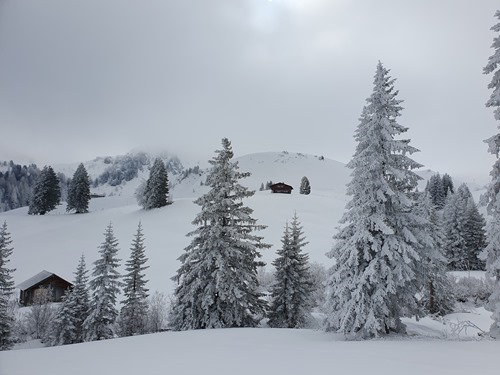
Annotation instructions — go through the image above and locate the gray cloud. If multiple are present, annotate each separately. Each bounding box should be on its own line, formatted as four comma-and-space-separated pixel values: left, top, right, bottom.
0, 0, 498, 182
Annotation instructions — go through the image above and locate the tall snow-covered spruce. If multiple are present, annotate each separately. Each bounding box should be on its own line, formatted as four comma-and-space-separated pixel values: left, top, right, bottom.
171, 138, 269, 330
0, 221, 15, 350
120, 222, 150, 336
66, 163, 91, 214
84, 224, 123, 341
324, 62, 425, 339
268, 213, 313, 328
480, 9, 500, 339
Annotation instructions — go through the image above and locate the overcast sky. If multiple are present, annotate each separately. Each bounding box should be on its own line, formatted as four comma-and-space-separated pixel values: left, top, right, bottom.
0, 0, 498, 182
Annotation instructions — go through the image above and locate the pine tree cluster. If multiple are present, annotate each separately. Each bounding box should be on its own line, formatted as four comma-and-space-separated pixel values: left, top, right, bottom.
50, 222, 151, 346
425, 173, 454, 209
0, 162, 41, 212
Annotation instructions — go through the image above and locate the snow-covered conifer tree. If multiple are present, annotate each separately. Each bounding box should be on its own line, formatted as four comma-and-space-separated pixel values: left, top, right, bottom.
324, 62, 425, 339
443, 184, 486, 270
171, 138, 269, 330
463, 197, 487, 270
50, 289, 77, 346
51, 254, 90, 345
28, 166, 61, 215
142, 158, 170, 209
66, 163, 91, 214
268, 213, 313, 328
416, 193, 455, 316
120, 222, 150, 336
299, 176, 311, 195
442, 192, 468, 270
480, 9, 500, 338
84, 224, 122, 341
425, 174, 445, 209
0, 222, 15, 350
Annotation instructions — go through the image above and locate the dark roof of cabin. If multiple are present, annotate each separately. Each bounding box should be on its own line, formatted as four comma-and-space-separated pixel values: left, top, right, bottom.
270, 182, 293, 189
16, 270, 71, 291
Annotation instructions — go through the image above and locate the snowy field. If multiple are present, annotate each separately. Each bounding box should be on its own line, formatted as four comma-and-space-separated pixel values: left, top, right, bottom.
0, 152, 498, 375
1, 325, 499, 375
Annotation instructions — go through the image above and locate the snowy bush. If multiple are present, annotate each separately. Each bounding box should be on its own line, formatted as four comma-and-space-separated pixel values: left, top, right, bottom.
309, 262, 328, 309
256, 267, 275, 294
24, 287, 56, 342
147, 291, 170, 332
451, 276, 493, 306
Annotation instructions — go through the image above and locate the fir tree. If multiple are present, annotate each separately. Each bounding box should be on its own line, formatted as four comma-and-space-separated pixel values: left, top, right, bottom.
416, 193, 455, 316
51, 254, 90, 345
28, 166, 61, 215
268, 213, 313, 328
142, 158, 170, 209
463, 197, 487, 270
50, 289, 78, 346
425, 174, 445, 209
171, 138, 269, 330
442, 191, 468, 270
480, 9, 500, 338
299, 176, 311, 195
66, 163, 91, 214
425, 173, 454, 210
0, 222, 15, 350
323, 62, 425, 339
443, 184, 486, 270
83, 224, 123, 341
120, 222, 150, 336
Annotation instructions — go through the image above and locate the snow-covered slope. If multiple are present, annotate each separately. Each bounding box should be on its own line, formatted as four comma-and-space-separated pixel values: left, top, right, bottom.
1, 327, 499, 375
0, 151, 349, 298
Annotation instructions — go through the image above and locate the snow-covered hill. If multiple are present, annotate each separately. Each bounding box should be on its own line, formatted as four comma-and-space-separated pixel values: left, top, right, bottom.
0, 150, 488, 296
0, 151, 350, 297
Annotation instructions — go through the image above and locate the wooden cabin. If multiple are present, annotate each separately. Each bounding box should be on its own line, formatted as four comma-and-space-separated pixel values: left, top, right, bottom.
17, 270, 73, 306
270, 182, 293, 194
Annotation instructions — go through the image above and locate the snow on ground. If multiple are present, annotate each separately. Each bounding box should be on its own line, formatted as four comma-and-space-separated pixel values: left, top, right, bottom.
1, 326, 499, 375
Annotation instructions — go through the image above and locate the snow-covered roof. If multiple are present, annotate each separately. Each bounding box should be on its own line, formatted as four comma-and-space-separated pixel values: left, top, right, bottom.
16, 270, 56, 291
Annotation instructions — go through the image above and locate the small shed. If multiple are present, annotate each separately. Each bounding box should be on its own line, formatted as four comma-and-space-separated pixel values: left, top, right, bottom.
17, 270, 73, 306
270, 182, 293, 194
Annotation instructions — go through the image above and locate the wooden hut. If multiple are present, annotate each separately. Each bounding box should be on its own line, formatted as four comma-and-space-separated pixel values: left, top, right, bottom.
270, 182, 293, 194
17, 270, 73, 306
